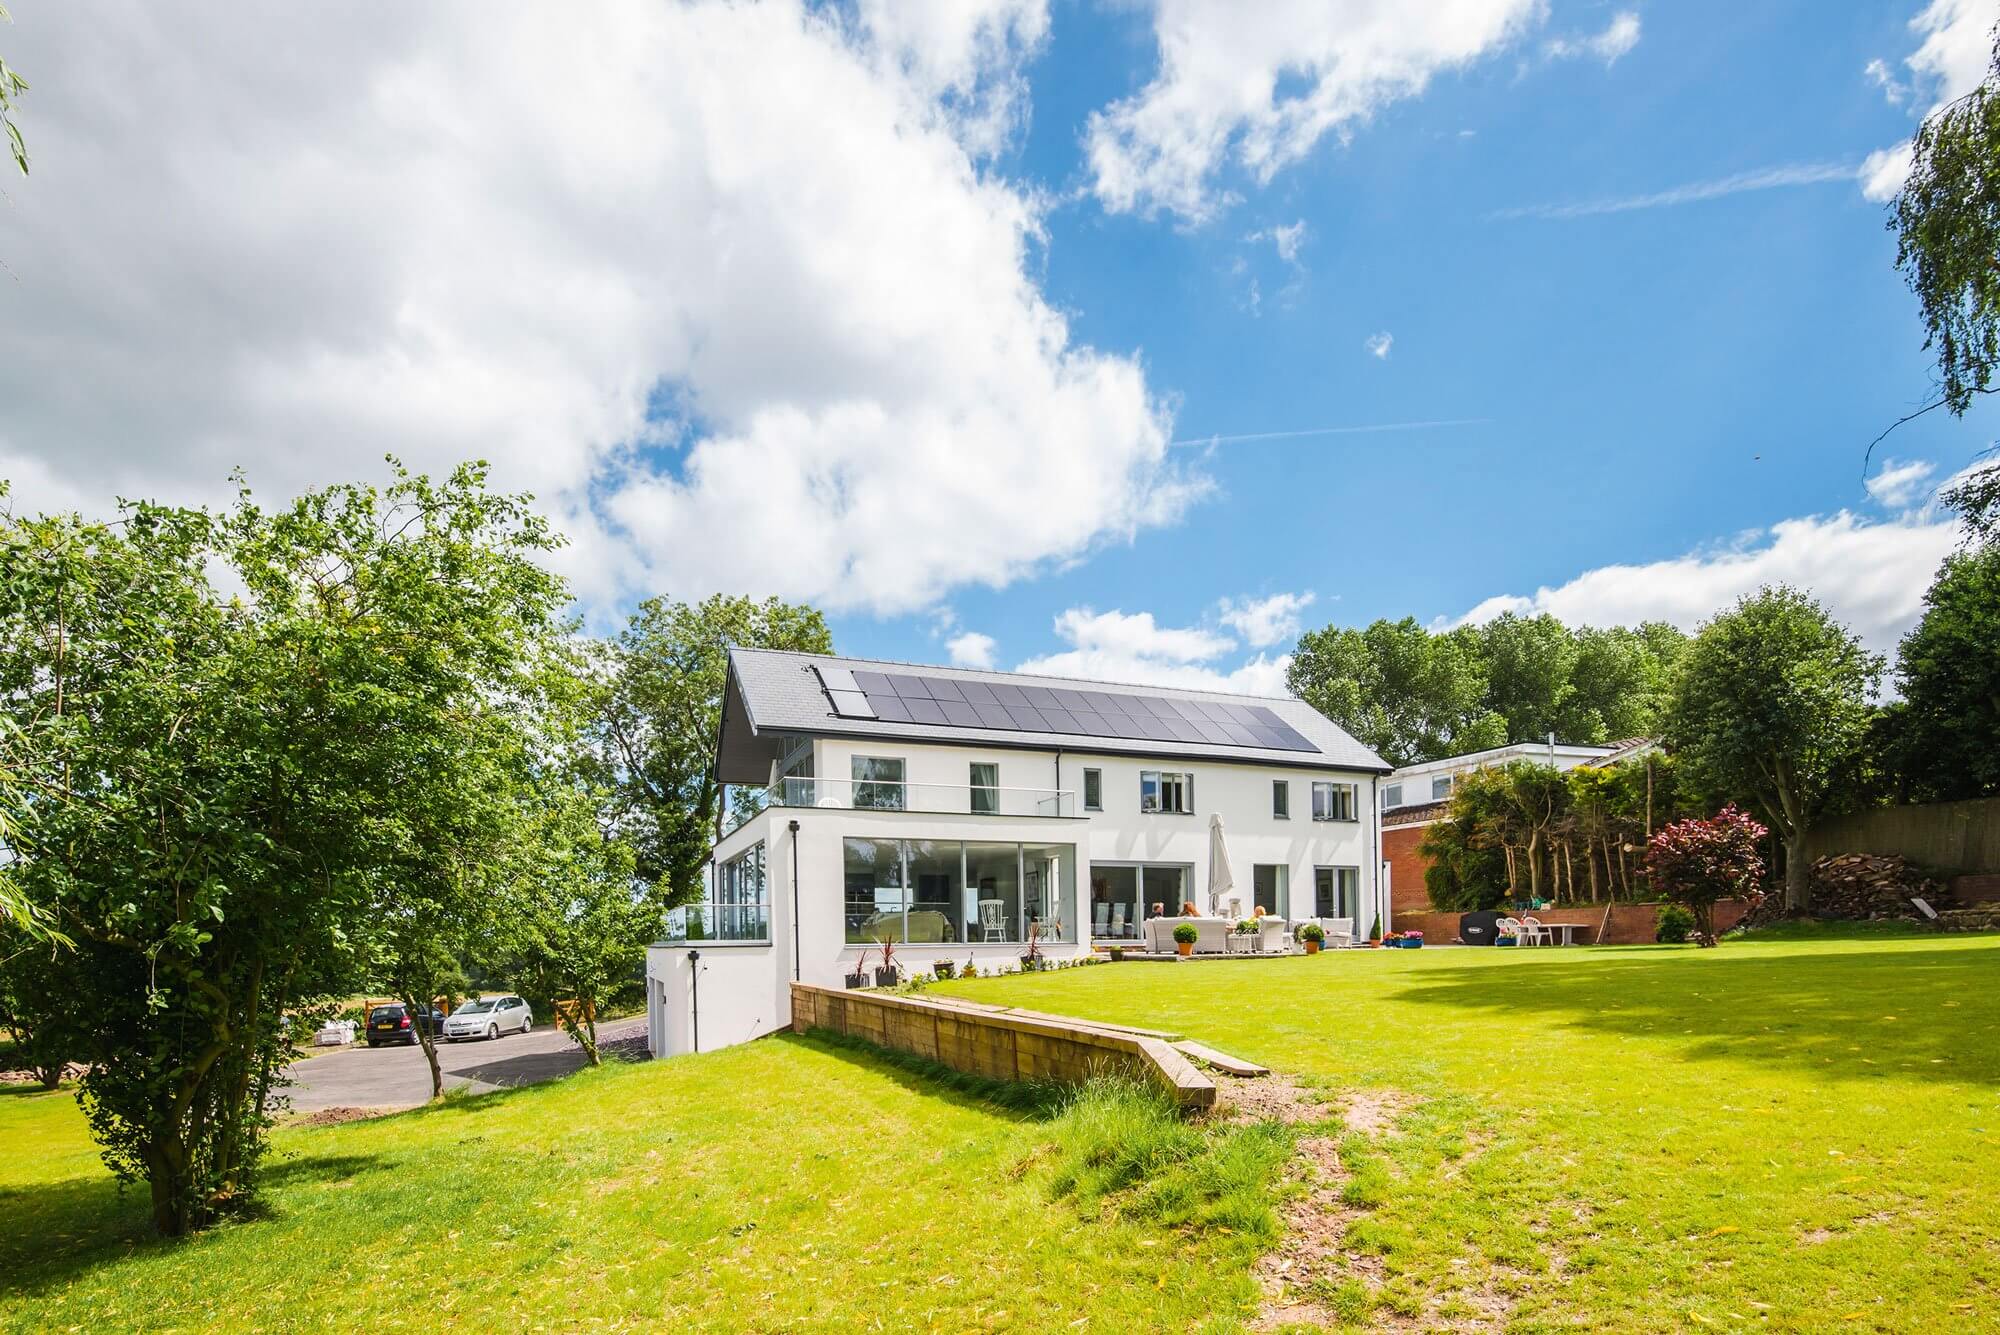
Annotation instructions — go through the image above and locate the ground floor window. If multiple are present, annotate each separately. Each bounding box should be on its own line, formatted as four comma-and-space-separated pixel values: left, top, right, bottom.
845, 838, 1076, 945
1314, 866, 1358, 920
1091, 863, 1193, 937
1252, 864, 1288, 918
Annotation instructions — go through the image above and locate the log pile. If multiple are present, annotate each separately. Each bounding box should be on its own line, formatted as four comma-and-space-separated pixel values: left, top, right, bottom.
1742, 853, 1951, 925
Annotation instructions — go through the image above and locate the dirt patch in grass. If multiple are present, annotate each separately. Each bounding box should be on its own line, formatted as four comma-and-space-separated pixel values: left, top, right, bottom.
1335, 1087, 1417, 1139
288, 1105, 398, 1128
1214, 1074, 1327, 1125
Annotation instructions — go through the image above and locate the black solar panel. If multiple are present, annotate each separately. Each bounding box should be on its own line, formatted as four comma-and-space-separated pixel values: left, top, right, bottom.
814, 667, 1319, 752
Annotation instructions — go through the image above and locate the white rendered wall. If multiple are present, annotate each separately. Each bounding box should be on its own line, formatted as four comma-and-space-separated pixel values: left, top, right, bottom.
646, 942, 785, 1057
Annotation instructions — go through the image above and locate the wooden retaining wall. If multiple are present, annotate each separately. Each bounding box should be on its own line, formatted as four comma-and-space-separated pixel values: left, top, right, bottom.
789, 983, 1215, 1111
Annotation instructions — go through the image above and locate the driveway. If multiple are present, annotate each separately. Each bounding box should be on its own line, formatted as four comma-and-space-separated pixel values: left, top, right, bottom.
286, 1015, 649, 1112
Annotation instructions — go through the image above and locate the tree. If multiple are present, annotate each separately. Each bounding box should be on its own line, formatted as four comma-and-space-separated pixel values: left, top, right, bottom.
0, 929, 76, 1088
1287, 618, 1502, 766
1477, 614, 1580, 744
1888, 26, 2000, 535
1646, 806, 1768, 946
0, 462, 568, 1233
1666, 588, 1881, 913
1, 3, 27, 177
510, 787, 650, 1067
592, 595, 830, 905
1889, 544, 2000, 801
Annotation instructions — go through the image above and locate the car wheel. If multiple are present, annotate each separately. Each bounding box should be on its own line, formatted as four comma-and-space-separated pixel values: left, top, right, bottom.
521, 1018, 532, 1036
487, 1023, 499, 1041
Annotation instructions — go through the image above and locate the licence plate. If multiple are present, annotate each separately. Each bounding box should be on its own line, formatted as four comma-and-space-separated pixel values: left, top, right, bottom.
374, 1023, 394, 1030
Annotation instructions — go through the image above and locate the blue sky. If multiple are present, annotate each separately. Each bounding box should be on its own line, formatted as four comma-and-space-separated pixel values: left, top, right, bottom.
1, 1, 1993, 690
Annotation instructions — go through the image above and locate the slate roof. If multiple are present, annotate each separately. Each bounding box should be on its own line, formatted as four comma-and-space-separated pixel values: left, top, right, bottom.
716, 647, 1391, 783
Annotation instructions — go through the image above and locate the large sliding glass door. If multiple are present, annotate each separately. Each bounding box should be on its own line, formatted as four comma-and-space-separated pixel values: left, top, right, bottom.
1089, 863, 1194, 939
845, 837, 1076, 944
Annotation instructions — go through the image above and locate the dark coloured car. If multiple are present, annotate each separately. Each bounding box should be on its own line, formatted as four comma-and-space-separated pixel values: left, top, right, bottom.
364, 1003, 447, 1047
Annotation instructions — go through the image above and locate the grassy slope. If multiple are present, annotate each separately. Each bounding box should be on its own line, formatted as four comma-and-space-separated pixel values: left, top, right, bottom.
0, 1036, 1265, 1334
940, 928, 2000, 1332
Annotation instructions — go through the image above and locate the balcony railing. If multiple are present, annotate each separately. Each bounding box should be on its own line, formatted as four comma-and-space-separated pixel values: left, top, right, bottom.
663, 902, 771, 944
724, 776, 1077, 834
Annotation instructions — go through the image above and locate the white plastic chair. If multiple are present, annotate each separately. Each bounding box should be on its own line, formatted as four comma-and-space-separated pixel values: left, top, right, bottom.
1497, 916, 1524, 945
1518, 915, 1551, 947
1327, 917, 1354, 948
978, 899, 1009, 942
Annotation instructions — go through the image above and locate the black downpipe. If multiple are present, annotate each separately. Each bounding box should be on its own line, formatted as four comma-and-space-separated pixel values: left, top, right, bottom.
687, 949, 701, 1053
788, 819, 802, 982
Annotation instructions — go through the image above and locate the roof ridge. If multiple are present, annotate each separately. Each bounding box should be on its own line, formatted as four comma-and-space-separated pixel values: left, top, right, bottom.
728, 644, 1303, 704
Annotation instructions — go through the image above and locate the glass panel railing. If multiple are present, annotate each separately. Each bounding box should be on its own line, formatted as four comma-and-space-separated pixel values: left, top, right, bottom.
663, 902, 772, 944
768, 776, 1074, 818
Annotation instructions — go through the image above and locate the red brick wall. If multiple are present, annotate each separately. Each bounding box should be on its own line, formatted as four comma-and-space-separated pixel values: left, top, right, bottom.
1391, 899, 1751, 946
1382, 822, 1435, 917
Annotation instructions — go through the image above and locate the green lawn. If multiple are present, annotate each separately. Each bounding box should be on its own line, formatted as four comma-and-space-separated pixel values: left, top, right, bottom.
939, 927, 2000, 1332
5, 929, 1997, 1332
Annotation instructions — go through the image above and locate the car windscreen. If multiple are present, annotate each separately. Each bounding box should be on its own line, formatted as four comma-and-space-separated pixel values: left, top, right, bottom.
369, 1006, 403, 1021
455, 1001, 494, 1014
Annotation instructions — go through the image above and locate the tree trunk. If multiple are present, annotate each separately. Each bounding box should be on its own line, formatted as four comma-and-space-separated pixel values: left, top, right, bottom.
1525, 831, 1541, 902
1784, 830, 1810, 912
1586, 841, 1600, 904
418, 1029, 445, 1101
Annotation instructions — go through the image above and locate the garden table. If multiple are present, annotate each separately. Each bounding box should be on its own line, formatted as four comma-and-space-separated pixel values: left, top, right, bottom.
1542, 922, 1586, 946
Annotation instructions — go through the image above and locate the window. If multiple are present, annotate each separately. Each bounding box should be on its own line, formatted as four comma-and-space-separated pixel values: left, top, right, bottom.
1432, 775, 1453, 801
709, 841, 770, 940
1140, 770, 1194, 814
1312, 781, 1357, 822
843, 838, 1078, 945
1314, 866, 1358, 919
970, 762, 999, 815
1252, 864, 1288, 917
1382, 783, 1403, 809
1083, 768, 1103, 811
1273, 780, 1290, 820
778, 748, 814, 805
852, 756, 905, 810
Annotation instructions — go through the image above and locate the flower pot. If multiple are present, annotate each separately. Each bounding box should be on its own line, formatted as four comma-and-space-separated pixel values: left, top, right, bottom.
844, 971, 868, 989
1304, 940, 1321, 954
874, 967, 898, 986
1108, 947, 1124, 962
1176, 940, 1194, 957
933, 961, 955, 980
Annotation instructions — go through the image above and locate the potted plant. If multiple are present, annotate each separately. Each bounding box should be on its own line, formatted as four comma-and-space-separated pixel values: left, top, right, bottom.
845, 948, 871, 989
1298, 922, 1325, 954
873, 937, 899, 987
1019, 923, 1044, 972
932, 958, 956, 980
1172, 921, 1199, 957
1108, 945, 1124, 962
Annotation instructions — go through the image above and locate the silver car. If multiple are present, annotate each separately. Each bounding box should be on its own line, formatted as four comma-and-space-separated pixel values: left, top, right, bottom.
443, 994, 533, 1042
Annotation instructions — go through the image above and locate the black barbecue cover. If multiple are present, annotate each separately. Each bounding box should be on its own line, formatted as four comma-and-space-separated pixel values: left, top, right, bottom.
1459, 910, 1504, 945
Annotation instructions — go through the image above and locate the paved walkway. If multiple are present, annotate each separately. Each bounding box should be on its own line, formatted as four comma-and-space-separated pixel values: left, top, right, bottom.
285, 1015, 648, 1112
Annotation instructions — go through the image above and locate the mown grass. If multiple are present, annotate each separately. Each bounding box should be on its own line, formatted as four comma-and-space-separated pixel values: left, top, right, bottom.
938, 924, 2000, 1332
0, 1032, 1281, 1333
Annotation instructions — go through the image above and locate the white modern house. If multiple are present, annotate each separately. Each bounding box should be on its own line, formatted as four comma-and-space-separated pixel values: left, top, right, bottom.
644, 649, 1391, 1057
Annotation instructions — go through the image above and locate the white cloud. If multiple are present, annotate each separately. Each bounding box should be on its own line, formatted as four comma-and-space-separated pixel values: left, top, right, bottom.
1014, 601, 1301, 695
1860, 0, 2000, 202
0, 0, 1198, 619
946, 630, 999, 669
1218, 591, 1316, 647
1546, 12, 1641, 66
1494, 162, 1860, 220
1084, 0, 1544, 221
1865, 457, 1938, 508
1866, 56, 1911, 106
1364, 331, 1394, 359
1247, 219, 1310, 265
1455, 509, 1960, 657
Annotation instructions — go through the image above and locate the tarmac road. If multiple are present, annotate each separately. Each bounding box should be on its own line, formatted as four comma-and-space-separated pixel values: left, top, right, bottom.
285, 1015, 648, 1112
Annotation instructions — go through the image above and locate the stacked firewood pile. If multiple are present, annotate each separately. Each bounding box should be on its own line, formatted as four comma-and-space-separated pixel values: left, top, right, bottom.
1742, 853, 1952, 925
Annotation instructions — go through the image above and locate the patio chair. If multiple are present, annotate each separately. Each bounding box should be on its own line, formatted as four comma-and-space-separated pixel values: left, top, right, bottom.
1110, 902, 1128, 938
1327, 917, 1354, 948
1093, 901, 1111, 936
1518, 915, 1551, 947
1258, 917, 1291, 954
1496, 916, 1523, 945
977, 899, 1009, 942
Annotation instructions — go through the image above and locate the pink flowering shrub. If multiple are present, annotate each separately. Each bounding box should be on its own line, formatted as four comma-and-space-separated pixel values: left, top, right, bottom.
1645, 805, 1768, 946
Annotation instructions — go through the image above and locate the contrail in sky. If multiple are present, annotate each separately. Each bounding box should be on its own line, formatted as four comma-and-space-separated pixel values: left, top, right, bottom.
1169, 418, 1490, 448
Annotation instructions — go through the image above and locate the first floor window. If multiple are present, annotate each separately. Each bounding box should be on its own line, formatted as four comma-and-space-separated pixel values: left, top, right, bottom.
1141, 769, 1194, 814
710, 843, 769, 941
1432, 775, 1453, 801
843, 837, 1077, 944
1382, 783, 1403, 809
970, 761, 999, 814
1313, 780, 1356, 822
1272, 779, 1290, 819
1083, 767, 1102, 811
852, 755, 906, 810
1314, 866, 1359, 920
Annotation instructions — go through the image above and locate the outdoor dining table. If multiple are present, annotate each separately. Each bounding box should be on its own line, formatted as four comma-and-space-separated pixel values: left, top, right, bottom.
1542, 922, 1586, 946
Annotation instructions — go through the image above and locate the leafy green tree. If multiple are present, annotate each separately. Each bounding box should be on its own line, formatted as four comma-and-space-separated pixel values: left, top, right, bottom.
0, 463, 568, 1233
1666, 588, 1881, 912
1889, 545, 2000, 800
592, 594, 830, 905
0, 929, 76, 1088
1287, 618, 1502, 765
1645, 805, 1768, 946
510, 786, 651, 1066
1563, 624, 1688, 742
1477, 614, 1580, 744
1888, 27, 2000, 536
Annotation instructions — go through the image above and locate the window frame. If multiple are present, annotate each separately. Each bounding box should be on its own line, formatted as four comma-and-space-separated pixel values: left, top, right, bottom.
1312, 780, 1357, 822
969, 761, 999, 815
1272, 779, 1290, 820
1431, 775, 1453, 801
1382, 782, 1404, 809
851, 754, 907, 810
1082, 767, 1103, 812
1140, 769, 1194, 815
